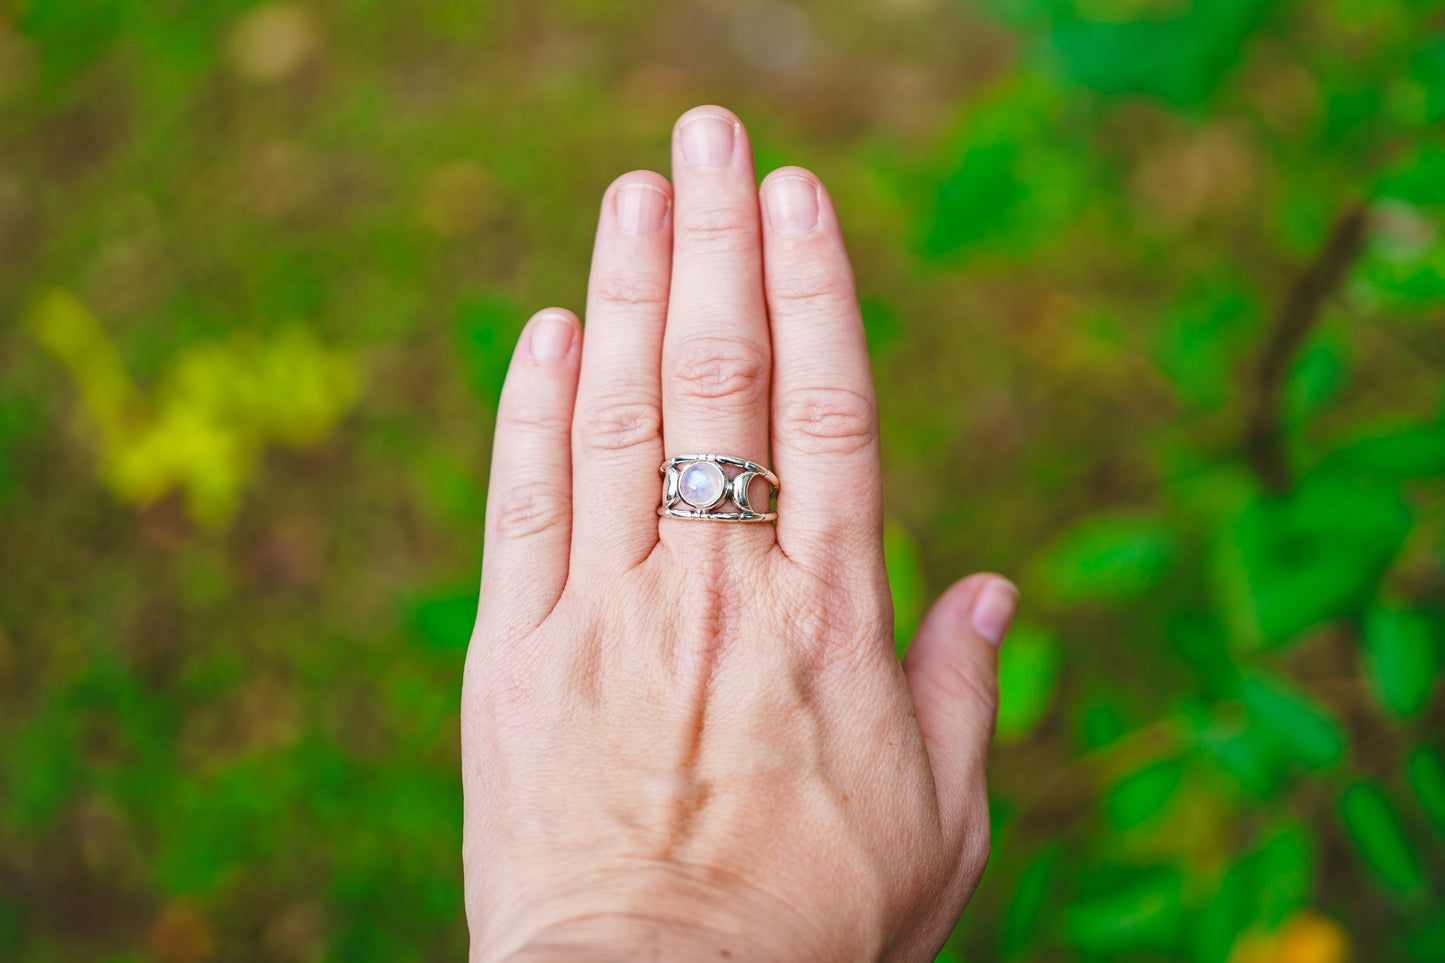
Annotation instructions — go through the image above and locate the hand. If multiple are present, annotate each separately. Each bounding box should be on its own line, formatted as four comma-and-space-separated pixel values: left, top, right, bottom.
461, 105, 1018, 963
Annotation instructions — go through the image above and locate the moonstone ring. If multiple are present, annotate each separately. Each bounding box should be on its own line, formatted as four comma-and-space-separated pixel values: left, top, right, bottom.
659, 454, 779, 522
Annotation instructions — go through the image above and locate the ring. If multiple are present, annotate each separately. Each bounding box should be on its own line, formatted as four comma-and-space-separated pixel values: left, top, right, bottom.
659, 454, 779, 522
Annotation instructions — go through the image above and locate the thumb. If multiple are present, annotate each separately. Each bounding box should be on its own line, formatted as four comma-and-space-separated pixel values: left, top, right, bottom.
902, 573, 1017, 838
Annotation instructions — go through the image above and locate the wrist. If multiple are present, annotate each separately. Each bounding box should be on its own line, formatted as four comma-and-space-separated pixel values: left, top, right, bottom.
470, 860, 868, 963
498, 914, 774, 963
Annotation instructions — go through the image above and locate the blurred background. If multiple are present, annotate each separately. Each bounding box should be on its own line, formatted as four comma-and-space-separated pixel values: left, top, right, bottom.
2, 0, 1443, 960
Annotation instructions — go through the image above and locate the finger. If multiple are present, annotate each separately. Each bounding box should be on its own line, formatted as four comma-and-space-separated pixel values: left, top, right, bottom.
571, 171, 673, 566
477, 309, 581, 633
661, 106, 773, 540
903, 574, 1017, 849
760, 167, 882, 563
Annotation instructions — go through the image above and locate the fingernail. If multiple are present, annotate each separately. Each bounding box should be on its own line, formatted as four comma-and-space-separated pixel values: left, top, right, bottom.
970, 578, 1018, 647
765, 175, 819, 234
529, 314, 574, 363
616, 183, 669, 234
680, 114, 736, 168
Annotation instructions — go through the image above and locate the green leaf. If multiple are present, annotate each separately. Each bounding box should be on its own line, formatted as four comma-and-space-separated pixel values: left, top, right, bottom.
996, 624, 1061, 741
1332, 421, 1445, 478
1106, 760, 1184, 830
1189, 823, 1313, 963
1192, 696, 1288, 794
1034, 514, 1177, 603
928, 141, 1029, 255
1166, 614, 1239, 696
1284, 339, 1346, 423
1192, 855, 1251, 963
1049, 0, 1271, 105
1254, 824, 1314, 928
922, 77, 1088, 260
1202, 728, 1284, 795
1408, 747, 1445, 836
1152, 279, 1258, 411
1239, 674, 1345, 771
1001, 845, 1059, 959
1235, 468, 1412, 643
1363, 608, 1441, 719
1067, 867, 1184, 953
1339, 780, 1425, 897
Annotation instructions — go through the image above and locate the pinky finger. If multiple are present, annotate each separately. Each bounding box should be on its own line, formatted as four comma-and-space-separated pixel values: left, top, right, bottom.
476, 308, 581, 634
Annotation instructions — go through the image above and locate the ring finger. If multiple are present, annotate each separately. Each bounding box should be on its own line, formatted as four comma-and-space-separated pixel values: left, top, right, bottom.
660, 106, 773, 545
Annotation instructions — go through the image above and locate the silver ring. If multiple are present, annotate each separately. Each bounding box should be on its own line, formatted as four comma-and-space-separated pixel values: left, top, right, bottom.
659, 454, 779, 522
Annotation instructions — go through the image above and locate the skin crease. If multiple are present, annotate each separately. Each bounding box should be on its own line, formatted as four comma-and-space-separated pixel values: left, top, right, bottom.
461, 106, 1018, 963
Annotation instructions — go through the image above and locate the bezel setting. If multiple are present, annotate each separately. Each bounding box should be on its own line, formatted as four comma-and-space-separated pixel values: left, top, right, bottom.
678, 460, 728, 510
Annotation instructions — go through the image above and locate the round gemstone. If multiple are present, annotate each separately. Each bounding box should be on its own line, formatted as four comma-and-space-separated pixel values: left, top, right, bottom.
678, 460, 726, 508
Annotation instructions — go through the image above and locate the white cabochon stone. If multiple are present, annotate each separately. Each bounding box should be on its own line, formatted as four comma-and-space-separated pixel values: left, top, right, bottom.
678, 460, 727, 508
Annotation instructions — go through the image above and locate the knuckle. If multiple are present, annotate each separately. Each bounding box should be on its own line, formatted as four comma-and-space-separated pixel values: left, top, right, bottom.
499, 399, 572, 437
591, 272, 670, 311
767, 267, 851, 309
936, 654, 1000, 719
575, 397, 662, 454
788, 597, 850, 667
775, 385, 877, 456
465, 649, 542, 724
780, 570, 885, 671
491, 483, 570, 540
678, 203, 757, 252
672, 337, 768, 407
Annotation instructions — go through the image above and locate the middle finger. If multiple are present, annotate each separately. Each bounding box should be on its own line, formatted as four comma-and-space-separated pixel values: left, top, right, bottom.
660, 107, 774, 543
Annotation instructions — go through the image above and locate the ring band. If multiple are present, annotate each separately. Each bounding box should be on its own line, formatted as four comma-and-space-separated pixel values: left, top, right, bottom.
659, 454, 779, 522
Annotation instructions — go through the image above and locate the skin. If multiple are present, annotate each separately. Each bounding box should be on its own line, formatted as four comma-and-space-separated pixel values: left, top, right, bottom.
461, 105, 1018, 963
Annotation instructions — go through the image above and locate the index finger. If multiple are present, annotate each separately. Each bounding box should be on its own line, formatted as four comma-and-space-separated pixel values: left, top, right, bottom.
759, 167, 883, 566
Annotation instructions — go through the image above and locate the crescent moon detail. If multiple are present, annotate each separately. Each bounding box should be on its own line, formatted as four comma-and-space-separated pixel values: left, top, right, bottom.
731, 470, 758, 512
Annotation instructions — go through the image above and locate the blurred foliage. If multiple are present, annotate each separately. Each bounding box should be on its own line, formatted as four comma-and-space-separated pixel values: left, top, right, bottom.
1, 0, 1443, 961
28, 289, 360, 527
